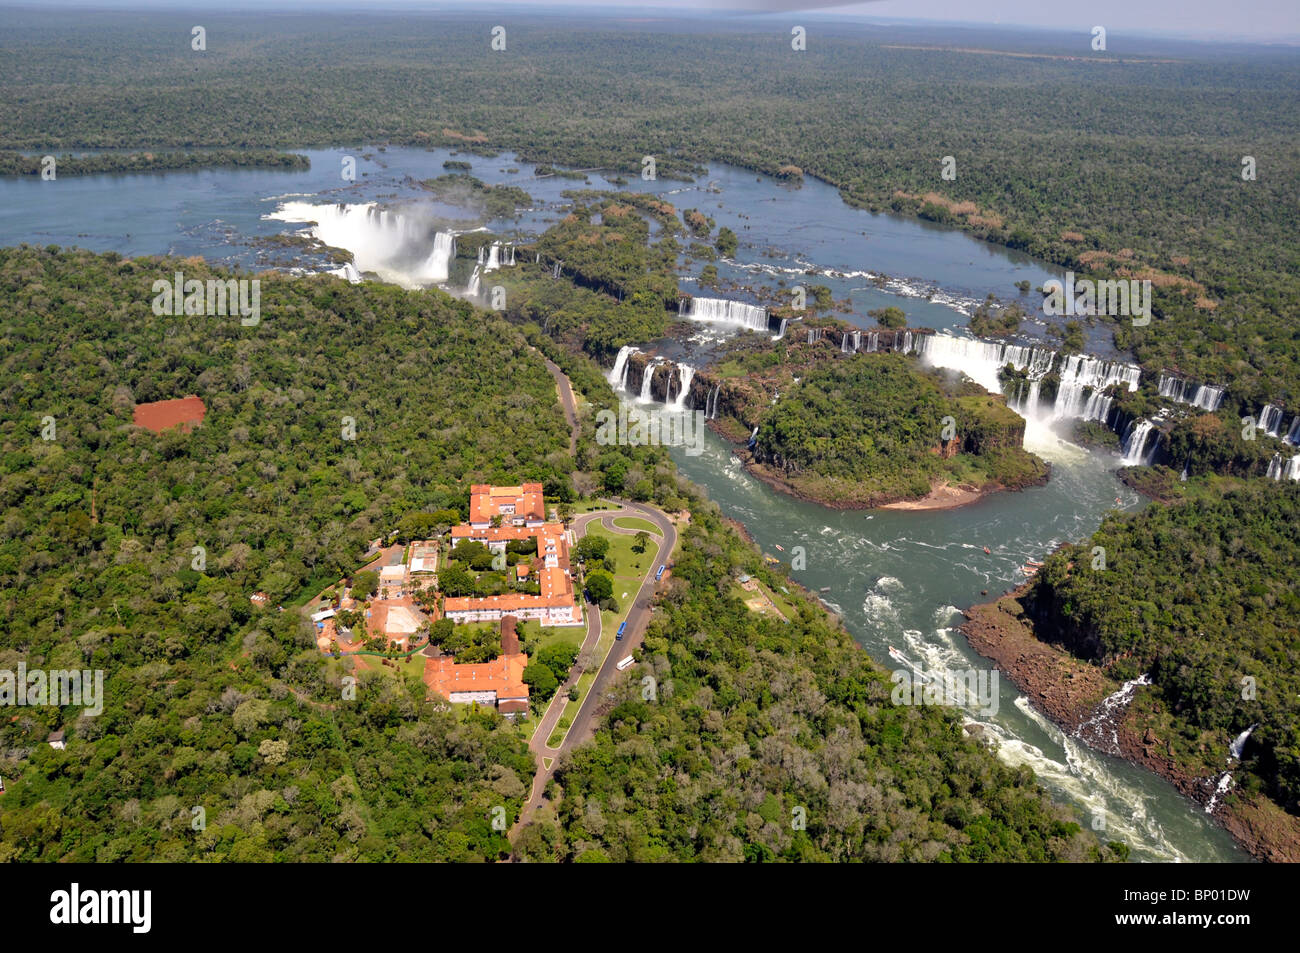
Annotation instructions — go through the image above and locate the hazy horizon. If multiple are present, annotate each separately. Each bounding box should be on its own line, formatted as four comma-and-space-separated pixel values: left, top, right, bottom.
3, 1, 1297, 44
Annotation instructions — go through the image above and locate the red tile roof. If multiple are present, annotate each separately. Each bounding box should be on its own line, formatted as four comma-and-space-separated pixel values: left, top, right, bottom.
423, 652, 530, 703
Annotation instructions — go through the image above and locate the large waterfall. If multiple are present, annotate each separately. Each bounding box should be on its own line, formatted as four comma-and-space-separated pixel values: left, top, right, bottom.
1052, 355, 1141, 422
705, 383, 721, 420
607, 345, 637, 392
906, 333, 1056, 395
267, 201, 455, 289
1157, 374, 1225, 412
679, 297, 770, 334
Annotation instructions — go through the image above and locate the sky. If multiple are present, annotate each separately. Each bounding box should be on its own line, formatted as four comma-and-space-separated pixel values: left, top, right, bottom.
16, 2, 1299, 42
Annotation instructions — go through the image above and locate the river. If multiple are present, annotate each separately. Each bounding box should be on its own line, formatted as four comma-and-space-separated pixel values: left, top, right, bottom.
0, 144, 1244, 860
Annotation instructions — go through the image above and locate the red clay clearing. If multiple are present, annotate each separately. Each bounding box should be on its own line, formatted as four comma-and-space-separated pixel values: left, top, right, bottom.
133, 395, 206, 433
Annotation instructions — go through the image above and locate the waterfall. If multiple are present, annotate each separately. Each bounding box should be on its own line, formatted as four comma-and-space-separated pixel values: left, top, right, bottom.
507, 244, 516, 266
607, 346, 637, 392
806, 328, 822, 345
1158, 373, 1225, 412
267, 201, 457, 288
1075, 673, 1152, 754
477, 246, 485, 265
484, 242, 501, 272
1052, 355, 1141, 421
1229, 724, 1257, 762
679, 297, 769, 333
908, 333, 1057, 395
639, 360, 661, 402
420, 232, 456, 283
706, 383, 721, 420
1266, 452, 1300, 481
1285, 417, 1300, 446
772, 318, 788, 341
1121, 419, 1158, 466
1257, 404, 1285, 437
840, 330, 861, 354
670, 364, 695, 412
466, 265, 482, 298
552, 260, 563, 279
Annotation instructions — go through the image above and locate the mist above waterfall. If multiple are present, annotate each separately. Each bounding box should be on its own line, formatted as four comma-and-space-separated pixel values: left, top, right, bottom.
267, 201, 457, 289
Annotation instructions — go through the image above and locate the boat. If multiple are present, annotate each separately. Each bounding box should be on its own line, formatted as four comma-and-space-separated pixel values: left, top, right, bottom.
982, 546, 991, 554
819, 586, 831, 593
775, 544, 784, 551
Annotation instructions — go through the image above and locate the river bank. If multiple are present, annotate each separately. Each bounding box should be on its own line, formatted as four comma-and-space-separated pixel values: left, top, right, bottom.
728, 440, 1047, 512
960, 584, 1300, 863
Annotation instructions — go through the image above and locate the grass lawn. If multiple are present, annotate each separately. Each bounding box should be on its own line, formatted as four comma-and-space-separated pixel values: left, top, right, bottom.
612, 515, 660, 535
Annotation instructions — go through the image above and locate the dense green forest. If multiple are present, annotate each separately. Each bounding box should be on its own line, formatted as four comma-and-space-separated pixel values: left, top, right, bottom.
0, 248, 1131, 862
1029, 482, 1300, 815
1, 9, 1297, 406
514, 494, 1125, 862
750, 353, 1047, 505
0, 150, 309, 176
0, 246, 573, 861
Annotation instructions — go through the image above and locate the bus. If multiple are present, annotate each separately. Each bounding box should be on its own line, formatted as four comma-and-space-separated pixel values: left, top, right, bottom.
616, 620, 627, 640
616, 655, 635, 671
655, 564, 666, 581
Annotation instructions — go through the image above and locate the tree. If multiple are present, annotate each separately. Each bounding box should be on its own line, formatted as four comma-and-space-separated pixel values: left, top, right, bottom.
868, 306, 906, 329
586, 571, 614, 604
632, 531, 650, 554
574, 535, 609, 563
350, 570, 379, 600
523, 661, 559, 700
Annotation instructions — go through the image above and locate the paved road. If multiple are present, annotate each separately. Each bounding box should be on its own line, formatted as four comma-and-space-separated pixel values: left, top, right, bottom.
511, 499, 678, 845
535, 349, 579, 456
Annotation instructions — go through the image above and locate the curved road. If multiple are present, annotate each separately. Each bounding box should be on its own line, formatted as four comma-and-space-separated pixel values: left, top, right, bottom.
511, 498, 678, 843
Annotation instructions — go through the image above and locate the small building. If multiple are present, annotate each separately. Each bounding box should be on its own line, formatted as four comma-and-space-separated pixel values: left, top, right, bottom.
47, 730, 66, 751
310, 608, 336, 624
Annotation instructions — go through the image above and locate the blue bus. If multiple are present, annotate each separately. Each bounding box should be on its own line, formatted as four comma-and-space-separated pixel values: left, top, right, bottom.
616, 620, 627, 641
655, 564, 666, 581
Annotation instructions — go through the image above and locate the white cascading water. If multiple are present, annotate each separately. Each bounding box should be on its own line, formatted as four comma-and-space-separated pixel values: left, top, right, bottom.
1286, 417, 1300, 446
1209, 724, 1259, 815
671, 364, 695, 411
484, 242, 501, 272
1158, 374, 1225, 412
1121, 419, 1159, 465
906, 333, 1056, 395
1257, 404, 1285, 437
1266, 452, 1300, 481
1075, 674, 1152, 755
807, 328, 823, 345
1052, 355, 1141, 422
706, 383, 721, 420
466, 265, 482, 298
679, 297, 769, 334
639, 360, 661, 402
267, 201, 455, 288
607, 345, 637, 392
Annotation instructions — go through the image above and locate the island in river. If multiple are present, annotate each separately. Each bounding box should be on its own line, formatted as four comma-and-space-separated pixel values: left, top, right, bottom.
705, 347, 1049, 510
